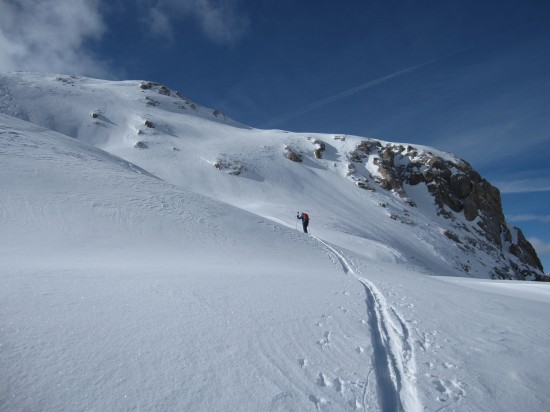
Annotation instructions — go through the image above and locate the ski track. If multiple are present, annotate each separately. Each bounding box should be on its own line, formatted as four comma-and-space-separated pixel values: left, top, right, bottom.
314, 236, 421, 412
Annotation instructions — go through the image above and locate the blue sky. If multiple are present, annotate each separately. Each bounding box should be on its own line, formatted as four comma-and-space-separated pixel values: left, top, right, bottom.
1, 0, 549, 271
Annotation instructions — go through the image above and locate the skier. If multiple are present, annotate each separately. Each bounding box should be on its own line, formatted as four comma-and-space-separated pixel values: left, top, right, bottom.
297, 212, 309, 234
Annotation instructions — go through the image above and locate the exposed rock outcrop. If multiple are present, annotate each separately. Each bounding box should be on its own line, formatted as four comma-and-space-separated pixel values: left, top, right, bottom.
345, 140, 545, 280
214, 158, 245, 175
285, 146, 303, 162
312, 139, 326, 159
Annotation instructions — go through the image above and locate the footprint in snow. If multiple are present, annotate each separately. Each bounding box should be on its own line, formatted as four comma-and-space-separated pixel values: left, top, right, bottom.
349, 397, 362, 410
316, 372, 331, 387
271, 392, 291, 404
432, 377, 466, 403
309, 394, 328, 409
333, 377, 344, 394
317, 331, 331, 349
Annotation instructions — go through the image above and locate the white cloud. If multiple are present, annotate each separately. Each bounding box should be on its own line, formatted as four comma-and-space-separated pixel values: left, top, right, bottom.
494, 178, 550, 194
193, 0, 248, 44
0, 0, 109, 76
0, 0, 248, 77
508, 214, 550, 223
528, 237, 550, 257
148, 6, 174, 40
142, 0, 249, 45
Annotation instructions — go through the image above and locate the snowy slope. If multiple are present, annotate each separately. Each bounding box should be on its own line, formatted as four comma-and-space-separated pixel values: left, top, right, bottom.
1, 75, 550, 411
0, 114, 324, 270
1, 71, 543, 280
0, 114, 378, 410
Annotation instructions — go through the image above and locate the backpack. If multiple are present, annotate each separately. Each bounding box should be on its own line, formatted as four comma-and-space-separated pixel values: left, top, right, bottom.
302, 213, 309, 222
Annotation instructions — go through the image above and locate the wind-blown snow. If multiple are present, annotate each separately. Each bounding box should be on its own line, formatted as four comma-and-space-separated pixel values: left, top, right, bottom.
1, 74, 549, 411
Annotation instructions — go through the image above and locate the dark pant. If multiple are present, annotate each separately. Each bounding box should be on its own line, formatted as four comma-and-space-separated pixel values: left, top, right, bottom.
302, 221, 309, 233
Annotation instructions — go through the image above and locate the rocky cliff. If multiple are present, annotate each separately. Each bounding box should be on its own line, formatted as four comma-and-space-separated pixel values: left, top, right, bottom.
345, 139, 546, 281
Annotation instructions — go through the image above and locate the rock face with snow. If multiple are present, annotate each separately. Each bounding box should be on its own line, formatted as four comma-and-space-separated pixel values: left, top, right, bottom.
0, 71, 545, 281
346, 140, 544, 280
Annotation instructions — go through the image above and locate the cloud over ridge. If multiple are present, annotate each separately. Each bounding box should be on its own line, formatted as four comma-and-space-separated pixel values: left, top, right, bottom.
0, 0, 249, 77
0, 0, 108, 76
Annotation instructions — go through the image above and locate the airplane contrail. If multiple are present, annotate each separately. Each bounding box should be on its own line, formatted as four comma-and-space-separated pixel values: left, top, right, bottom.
263, 48, 470, 129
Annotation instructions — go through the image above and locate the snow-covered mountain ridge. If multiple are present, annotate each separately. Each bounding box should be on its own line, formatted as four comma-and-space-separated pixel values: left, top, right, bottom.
0, 71, 545, 280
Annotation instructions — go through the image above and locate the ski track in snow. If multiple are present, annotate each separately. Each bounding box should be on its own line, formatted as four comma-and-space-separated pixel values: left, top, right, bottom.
314, 236, 421, 412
